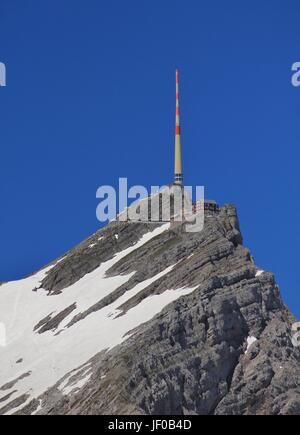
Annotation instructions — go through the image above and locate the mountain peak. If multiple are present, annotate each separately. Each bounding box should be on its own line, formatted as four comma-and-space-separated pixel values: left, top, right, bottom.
0, 204, 299, 415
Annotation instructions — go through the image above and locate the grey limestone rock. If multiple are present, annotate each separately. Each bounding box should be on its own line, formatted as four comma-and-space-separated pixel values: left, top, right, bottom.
5, 204, 300, 415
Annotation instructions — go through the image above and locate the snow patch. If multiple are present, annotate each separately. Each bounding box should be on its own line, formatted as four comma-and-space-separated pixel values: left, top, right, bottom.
245, 336, 257, 354
59, 365, 92, 396
255, 270, 264, 277
63, 372, 92, 395
0, 224, 179, 413
31, 399, 43, 415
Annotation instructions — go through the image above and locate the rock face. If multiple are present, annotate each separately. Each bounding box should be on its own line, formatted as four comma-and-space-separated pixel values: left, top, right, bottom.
0, 204, 299, 415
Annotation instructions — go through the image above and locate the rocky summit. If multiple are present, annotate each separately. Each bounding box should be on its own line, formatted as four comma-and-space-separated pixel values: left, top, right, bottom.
0, 204, 299, 415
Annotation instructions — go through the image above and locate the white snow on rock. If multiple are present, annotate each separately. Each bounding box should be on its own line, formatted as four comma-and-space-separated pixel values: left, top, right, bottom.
245, 336, 258, 354
63, 372, 92, 396
31, 399, 43, 415
88, 243, 96, 249
0, 223, 198, 414
59, 364, 92, 396
255, 270, 264, 277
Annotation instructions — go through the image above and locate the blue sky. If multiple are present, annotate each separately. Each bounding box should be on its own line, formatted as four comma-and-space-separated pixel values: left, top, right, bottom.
0, 0, 299, 318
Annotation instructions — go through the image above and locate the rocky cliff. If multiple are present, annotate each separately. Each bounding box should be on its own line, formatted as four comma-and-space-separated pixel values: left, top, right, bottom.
0, 204, 299, 415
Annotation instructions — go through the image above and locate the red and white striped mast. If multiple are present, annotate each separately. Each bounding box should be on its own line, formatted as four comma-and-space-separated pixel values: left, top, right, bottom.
174, 69, 183, 185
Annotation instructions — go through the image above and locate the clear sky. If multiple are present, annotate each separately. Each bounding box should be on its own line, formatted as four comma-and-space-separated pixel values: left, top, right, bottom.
0, 1, 299, 318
